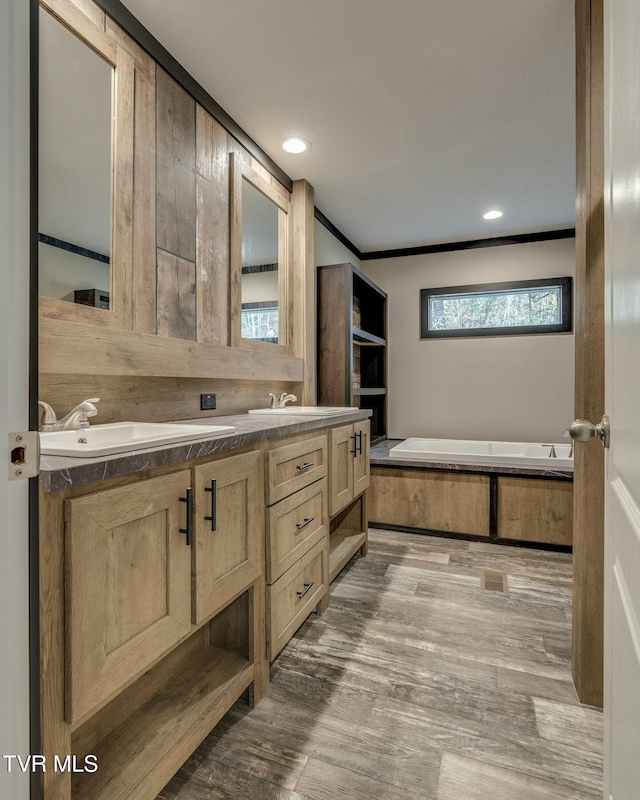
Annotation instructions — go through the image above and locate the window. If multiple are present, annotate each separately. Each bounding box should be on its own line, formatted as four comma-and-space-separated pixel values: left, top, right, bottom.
241, 301, 279, 343
420, 277, 572, 339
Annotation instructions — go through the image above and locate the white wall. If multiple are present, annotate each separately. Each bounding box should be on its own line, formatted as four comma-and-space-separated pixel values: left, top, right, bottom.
241, 270, 279, 303
0, 0, 32, 796
363, 238, 575, 443
315, 218, 361, 267
39, 242, 110, 301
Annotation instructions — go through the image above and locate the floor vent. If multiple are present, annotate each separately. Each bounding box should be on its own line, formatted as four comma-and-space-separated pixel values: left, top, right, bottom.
480, 569, 509, 594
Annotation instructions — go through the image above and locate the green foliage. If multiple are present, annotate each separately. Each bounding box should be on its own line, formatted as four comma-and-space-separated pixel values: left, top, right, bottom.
430, 289, 560, 331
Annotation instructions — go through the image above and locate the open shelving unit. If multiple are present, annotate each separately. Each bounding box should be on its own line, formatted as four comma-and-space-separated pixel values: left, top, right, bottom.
70, 590, 257, 800
329, 494, 368, 582
317, 263, 388, 442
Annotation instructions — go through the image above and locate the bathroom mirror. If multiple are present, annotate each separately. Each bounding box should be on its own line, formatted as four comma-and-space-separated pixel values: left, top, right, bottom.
230, 154, 290, 349
241, 178, 280, 342
38, 5, 114, 308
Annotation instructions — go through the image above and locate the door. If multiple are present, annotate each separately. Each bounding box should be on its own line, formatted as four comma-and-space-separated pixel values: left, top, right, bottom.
353, 419, 371, 495
66, 471, 193, 723
602, 1, 640, 795
193, 451, 263, 625
0, 0, 31, 796
329, 424, 354, 516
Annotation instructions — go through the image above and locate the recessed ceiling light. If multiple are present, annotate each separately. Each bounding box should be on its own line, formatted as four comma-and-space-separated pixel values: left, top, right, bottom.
282, 137, 311, 154
483, 210, 503, 220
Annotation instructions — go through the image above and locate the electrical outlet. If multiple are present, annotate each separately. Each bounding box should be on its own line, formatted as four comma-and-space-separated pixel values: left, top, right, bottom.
200, 393, 216, 410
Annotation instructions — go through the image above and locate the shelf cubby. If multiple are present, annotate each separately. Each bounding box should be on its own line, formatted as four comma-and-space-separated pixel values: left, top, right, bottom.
329, 494, 368, 582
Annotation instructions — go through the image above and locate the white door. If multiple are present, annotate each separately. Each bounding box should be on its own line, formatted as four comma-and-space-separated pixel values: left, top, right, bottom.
602, 0, 640, 796
0, 0, 33, 797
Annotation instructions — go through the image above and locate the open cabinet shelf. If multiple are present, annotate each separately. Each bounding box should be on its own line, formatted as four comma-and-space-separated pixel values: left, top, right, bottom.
329, 493, 368, 582
329, 527, 368, 583
73, 647, 252, 800
318, 263, 388, 441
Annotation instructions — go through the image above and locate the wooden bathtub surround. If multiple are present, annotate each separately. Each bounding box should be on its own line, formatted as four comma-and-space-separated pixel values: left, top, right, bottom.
573, 0, 605, 709
369, 468, 491, 537
498, 477, 573, 546
39, 421, 370, 800
38, 0, 315, 418
369, 467, 573, 548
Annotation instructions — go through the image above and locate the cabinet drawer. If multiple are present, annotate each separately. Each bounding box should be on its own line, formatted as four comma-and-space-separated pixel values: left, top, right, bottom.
267, 478, 328, 584
267, 435, 327, 504
268, 539, 328, 660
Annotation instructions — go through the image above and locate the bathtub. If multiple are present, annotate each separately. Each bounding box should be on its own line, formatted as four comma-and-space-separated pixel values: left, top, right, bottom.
388, 438, 573, 468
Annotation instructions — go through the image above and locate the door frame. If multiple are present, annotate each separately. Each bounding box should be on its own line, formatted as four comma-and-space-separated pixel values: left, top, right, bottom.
573, 0, 606, 709
0, 0, 40, 797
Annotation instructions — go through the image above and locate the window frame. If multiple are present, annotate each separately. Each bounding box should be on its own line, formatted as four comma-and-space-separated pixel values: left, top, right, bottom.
419, 276, 573, 340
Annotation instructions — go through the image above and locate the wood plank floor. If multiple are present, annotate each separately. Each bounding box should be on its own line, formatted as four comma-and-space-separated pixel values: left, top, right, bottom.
157, 530, 603, 800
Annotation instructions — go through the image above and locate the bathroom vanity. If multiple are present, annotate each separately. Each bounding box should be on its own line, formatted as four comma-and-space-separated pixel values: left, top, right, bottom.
38, 411, 370, 800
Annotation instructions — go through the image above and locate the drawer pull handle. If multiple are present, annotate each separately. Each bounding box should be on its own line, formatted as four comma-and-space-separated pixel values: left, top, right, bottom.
297, 581, 315, 599
295, 516, 315, 531
204, 479, 217, 531
357, 430, 364, 456
179, 488, 193, 546
351, 433, 358, 456
296, 461, 315, 472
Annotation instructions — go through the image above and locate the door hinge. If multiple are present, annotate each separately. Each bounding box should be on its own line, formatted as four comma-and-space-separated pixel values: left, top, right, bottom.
8, 431, 40, 480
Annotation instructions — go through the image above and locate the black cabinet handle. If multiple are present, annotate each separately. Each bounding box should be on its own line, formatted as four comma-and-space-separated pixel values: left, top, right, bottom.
179, 488, 193, 546
357, 430, 364, 456
297, 581, 315, 599
295, 516, 315, 531
296, 461, 315, 472
351, 433, 358, 457
204, 479, 217, 531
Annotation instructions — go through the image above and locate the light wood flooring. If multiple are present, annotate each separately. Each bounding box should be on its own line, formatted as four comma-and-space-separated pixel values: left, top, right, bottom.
158, 530, 603, 800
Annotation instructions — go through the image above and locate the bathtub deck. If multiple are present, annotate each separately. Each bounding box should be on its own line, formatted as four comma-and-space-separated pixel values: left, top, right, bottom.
370, 438, 573, 478
157, 530, 601, 800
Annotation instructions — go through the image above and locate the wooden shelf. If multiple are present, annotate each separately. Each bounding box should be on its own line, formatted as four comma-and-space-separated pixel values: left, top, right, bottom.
352, 327, 386, 346
353, 387, 387, 396
329, 528, 367, 582
73, 647, 252, 800
318, 263, 387, 439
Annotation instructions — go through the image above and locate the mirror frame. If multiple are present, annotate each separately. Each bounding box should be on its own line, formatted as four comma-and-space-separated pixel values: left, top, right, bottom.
38, 0, 135, 331
229, 153, 292, 353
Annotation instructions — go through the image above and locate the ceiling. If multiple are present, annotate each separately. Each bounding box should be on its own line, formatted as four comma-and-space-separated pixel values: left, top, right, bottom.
122, 0, 576, 253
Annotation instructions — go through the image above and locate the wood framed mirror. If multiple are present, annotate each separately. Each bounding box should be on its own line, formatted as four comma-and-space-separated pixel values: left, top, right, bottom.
230, 153, 291, 352
38, 0, 134, 330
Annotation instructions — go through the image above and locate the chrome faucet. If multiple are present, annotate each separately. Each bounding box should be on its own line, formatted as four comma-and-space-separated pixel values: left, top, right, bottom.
268, 392, 298, 409
563, 427, 575, 458
38, 398, 100, 431
38, 401, 58, 431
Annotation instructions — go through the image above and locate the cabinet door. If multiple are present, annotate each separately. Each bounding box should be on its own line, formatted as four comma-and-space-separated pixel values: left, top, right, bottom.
193, 450, 264, 625
329, 424, 355, 516
353, 419, 370, 496
66, 471, 193, 724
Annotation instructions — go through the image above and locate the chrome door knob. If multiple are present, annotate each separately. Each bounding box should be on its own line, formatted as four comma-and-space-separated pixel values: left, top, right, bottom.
568, 415, 610, 448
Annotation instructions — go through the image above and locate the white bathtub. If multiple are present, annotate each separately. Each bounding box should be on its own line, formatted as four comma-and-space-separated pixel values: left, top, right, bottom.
388, 438, 573, 468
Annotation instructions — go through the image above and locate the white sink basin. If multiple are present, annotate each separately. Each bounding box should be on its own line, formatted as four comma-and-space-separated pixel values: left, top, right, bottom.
40, 422, 235, 458
248, 406, 358, 416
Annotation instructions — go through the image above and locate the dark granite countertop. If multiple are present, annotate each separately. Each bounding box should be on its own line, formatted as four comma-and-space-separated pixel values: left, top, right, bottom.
370, 439, 574, 479
40, 410, 372, 492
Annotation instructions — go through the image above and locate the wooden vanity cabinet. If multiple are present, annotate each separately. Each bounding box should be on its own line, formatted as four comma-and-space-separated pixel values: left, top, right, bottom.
329, 420, 370, 516
265, 433, 330, 660
193, 450, 264, 624
328, 420, 371, 583
65, 471, 193, 724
